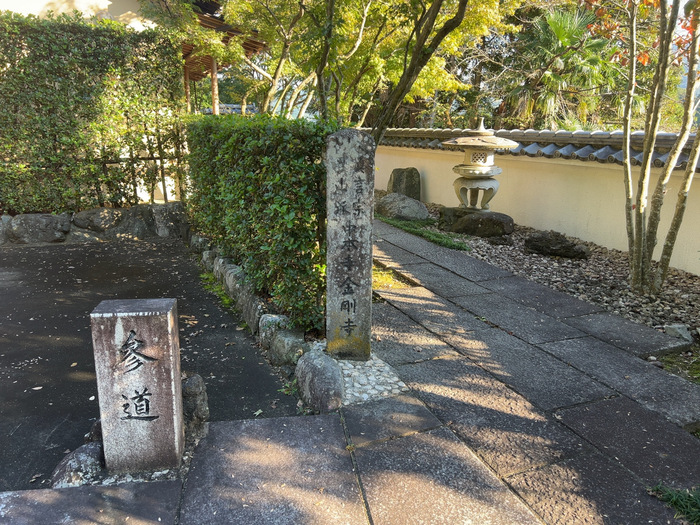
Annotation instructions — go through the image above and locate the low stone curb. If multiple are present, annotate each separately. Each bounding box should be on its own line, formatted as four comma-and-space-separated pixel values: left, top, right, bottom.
188, 232, 406, 413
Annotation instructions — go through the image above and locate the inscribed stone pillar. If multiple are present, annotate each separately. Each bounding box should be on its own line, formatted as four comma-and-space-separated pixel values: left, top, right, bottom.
325, 129, 375, 360
90, 299, 184, 472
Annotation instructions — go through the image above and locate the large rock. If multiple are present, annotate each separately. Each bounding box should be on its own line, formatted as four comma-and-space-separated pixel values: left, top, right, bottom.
375, 193, 429, 221
50, 441, 104, 488
182, 374, 210, 441
9, 213, 71, 243
73, 208, 125, 232
442, 208, 514, 238
268, 329, 308, 366
388, 167, 421, 200
0, 215, 11, 245
295, 349, 344, 413
524, 230, 590, 259
259, 314, 290, 350
152, 201, 187, 238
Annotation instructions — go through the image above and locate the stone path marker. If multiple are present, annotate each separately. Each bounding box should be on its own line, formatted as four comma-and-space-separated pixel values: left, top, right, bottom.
326, 129, 376, 361
91, 298, 184, 472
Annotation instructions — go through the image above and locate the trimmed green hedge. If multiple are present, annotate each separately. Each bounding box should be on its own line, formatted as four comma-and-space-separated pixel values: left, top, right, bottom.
0, 11, 185, 215
187, 115, 338, 330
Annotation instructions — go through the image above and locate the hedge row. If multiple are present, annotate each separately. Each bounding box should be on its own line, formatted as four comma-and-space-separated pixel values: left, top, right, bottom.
186, 115, 339, 330
0, 11, 185, 215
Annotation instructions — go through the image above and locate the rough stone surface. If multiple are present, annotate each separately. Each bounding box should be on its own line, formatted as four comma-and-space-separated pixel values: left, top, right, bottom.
236, 286, 267, 335
295, 349, 344, 413
524, 230, 590, 259
375, 192, 429, 221
353, 427, 541, 525
450, 292, 585, 344
0, 215, 11, 244
268, 329, 308, 366
326, 129, 375, 360
337, 354, 409, 405
90, 298, 184, 472
180, 417, 366, 524
258, 314, 290, 350
189, 234, 211, 253
443, 328, 613, 411
507, 452, 678, 525
223, 264, 245, 296
201, 249, 217, 271
341, 395, 441, 447
540, 336, 700, 428
213, 256, 234, 281
73, 208, 125, 232
440, 207, 514, 237
397, 355, 589, 477
556, 396, 700, 489
9, 213, 71, 244
387, 167, 421, 200
182, 374, 210, 441
0, 481, 183, 524
152, 201, 186, 238
664, 323, 694, 342
49, 442, 104, 489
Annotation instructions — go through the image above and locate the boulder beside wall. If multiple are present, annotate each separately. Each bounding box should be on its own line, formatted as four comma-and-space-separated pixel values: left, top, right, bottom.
387, 167, 421, 200
375, 193, 429, 221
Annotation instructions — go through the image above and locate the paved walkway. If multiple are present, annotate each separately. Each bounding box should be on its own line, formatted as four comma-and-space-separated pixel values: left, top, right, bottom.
2, 221, 700, 524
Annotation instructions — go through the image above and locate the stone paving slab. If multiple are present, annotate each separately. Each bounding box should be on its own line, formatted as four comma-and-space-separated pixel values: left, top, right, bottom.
372, 222, 512, 281
372, 302, 458, 366
341, 394, 442, 447
562, 312, 691, 357
451, 292, 586, 344
443, 329, 614, 411
479, 275, 603, 318
180, 417, 367, 525
556, 396, 700, 489
0, 481, 182, 524
507, 452, 679, 525
376, 286, 492, 335
539, 337, 700, 428
395, 262, 491, 298
396, 355, 590, 477
373, 239, 426, 267
353, 426, 542, 525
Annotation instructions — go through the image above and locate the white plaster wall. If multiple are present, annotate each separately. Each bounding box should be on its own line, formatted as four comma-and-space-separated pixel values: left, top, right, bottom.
375, 145, 700, 276
0, 0, 149, 29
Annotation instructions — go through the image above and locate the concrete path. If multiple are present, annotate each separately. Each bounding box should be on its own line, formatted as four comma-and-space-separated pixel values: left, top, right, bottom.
2, 222, 699, 524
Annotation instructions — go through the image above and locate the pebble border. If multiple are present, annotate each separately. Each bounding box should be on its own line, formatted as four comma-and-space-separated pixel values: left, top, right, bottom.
337, 354, 409, 405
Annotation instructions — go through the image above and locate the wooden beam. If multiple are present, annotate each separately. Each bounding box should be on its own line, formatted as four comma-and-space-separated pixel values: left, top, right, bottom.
211, 56, 219, 115
184, 65, 191, 113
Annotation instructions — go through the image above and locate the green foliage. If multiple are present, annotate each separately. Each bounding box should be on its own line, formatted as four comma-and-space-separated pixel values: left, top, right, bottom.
0, 11, 185, 215
652, 484, 700, 524
187, 114, 338, 330
376, 215, 471, 251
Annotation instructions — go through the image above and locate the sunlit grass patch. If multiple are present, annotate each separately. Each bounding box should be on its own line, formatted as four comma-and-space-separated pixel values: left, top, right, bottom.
376, 214, 470, 251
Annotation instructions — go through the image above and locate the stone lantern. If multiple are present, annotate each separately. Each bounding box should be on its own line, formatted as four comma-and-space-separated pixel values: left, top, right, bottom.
442, 119, 518, 210
439, 120, 519, 237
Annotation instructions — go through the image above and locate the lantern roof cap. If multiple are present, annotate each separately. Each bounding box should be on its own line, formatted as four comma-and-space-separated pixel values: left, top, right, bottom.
442, 118, 519, 150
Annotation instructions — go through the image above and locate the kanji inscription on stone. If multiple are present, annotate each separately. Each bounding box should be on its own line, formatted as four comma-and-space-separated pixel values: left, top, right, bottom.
326, 129, 375, 360
90, 298, 184, 472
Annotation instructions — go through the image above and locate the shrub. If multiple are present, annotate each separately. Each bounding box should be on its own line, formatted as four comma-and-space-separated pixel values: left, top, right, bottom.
0, 11, 185, 214
187, 114, 338, 330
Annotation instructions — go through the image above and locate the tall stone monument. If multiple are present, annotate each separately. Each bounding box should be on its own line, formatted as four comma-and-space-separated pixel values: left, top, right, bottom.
90, 298, 184, 472
325, 129, 375, 361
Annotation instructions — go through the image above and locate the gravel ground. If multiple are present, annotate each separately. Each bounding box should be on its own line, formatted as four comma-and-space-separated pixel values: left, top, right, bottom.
440, 222, 700, 340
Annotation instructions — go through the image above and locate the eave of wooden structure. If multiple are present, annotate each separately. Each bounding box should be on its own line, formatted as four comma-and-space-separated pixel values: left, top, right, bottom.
183, 7, 265, 114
